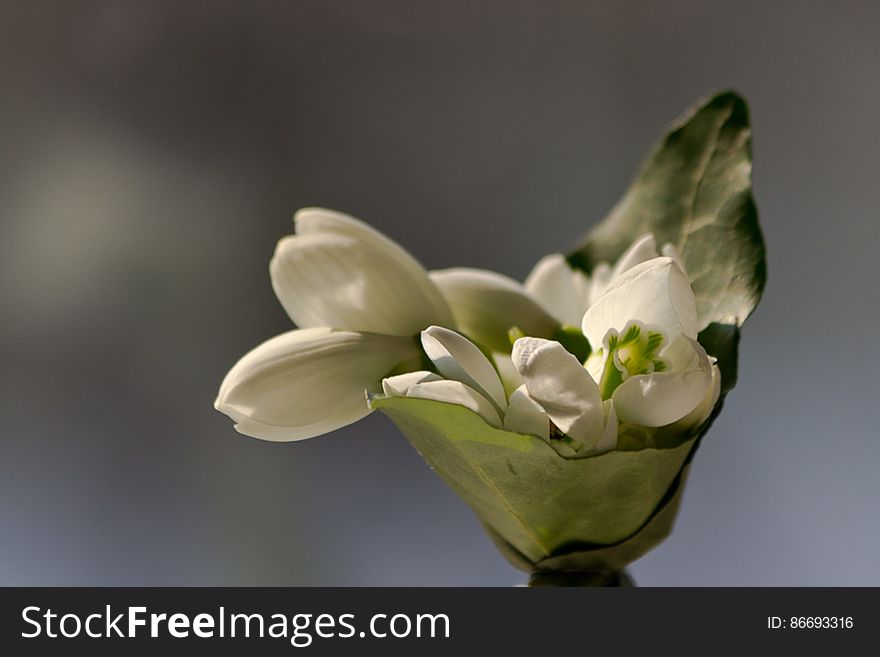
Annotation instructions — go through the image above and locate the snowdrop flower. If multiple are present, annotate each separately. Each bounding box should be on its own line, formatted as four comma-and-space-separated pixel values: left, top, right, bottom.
581, 257, 714, 426
215, 208, 456, 441
513, 257, 718, 452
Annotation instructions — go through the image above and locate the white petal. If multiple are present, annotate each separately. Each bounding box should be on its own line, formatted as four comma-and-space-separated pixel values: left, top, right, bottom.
421, 326, 507, 412
511, 337, 605, 446
589, 400, 619, 455
215, 328, 419, 441
608, 233, 659, 282
581, 235, 659, 309
503, 385, 549, 439
493, 351, 523, 396
611, 337, 713, 426
382, 370, 442, 396
524, 254, 590, 327
581, 256, 698, 351
430, 268, 558, 352
660, 360, 721, 434
270, 208, 454, 335
703, 360, 722, 420
405, 380, 502, 428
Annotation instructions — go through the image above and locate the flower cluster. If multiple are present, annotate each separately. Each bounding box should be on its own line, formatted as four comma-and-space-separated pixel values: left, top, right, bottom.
215, 208, 719, 456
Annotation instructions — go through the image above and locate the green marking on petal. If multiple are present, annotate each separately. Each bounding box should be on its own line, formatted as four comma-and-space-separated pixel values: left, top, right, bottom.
597, 321, 668, 399
620, 322, 642, 345
652, 358, 669, 373
645, 331, 664, 359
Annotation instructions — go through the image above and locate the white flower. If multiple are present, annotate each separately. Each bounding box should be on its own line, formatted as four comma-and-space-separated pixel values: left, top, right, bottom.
512, 257, 718, 448
215, 208, 456, 441
581, 257, 712, 426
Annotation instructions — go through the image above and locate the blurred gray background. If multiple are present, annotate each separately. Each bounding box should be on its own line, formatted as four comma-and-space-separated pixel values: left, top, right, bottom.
1, 0, 878, 585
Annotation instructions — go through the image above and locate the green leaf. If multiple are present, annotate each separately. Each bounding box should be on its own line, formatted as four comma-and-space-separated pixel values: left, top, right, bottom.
568, 91, 766, 392
372, 395, 696, 571
526, 463, 692, 583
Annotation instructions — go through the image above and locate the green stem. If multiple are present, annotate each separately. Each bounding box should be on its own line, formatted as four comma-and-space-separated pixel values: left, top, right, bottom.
528, 570, 635, 587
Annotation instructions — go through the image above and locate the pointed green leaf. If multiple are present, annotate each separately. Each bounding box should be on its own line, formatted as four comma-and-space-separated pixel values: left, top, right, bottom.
526, 464, 692, 583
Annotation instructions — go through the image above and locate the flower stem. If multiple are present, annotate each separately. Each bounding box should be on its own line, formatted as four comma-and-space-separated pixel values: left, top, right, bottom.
528, 569, 635, 587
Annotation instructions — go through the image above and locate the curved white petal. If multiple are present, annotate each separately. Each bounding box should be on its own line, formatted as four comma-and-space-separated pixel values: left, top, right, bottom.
493, 351, 523, 396
659, 360, 721, 435
699, 360, 722, 423
405, 380, 502, 428
590, 400, 618, 455
382, 370, 442, 396
429, 268, 558, 353
608, 233, 659, 281
581, 256, 698, 350
215, 328, 420, 441
271, 208, 454, 335
524, 254, 591, 327
421, 326, 507, 412
511, 337, 605, 447
611, 337, 713, 426
503, 385, 549, 439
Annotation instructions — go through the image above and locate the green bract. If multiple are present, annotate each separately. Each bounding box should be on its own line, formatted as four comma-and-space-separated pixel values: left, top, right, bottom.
372, 395, 697, 580
373, 91, 767, 583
